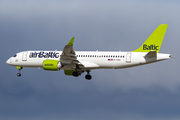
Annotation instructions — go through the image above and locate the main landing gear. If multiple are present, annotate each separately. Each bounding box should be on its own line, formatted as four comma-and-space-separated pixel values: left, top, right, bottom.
16, 66, 23, 77
85, 70, 92, 80
72, 70, 92, 80
72, 71, 79, 77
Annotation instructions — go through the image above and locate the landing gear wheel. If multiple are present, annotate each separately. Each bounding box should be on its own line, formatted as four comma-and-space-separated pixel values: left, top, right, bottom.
73, 71, 78, 77
85, 74, 92, 80
17, 73, 21, 77
85, 70, 92, 80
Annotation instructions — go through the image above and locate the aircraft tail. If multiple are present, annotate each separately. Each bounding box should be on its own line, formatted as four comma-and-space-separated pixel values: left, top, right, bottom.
133, 24, 168, 53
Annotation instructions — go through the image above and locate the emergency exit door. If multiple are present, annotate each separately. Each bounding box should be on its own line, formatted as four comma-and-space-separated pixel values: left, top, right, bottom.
22, 52, 28, 61
126, 53, 132, 63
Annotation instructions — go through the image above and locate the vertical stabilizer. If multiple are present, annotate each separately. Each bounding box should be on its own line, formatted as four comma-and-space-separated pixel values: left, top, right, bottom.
133, 24, 168, 53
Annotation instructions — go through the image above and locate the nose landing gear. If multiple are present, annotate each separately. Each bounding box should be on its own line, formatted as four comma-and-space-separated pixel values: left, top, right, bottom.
16, 66, 23, 77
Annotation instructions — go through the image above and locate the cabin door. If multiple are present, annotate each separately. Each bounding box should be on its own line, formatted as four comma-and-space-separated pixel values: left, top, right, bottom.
22, 52, 28, 61
126, 53, 132, 63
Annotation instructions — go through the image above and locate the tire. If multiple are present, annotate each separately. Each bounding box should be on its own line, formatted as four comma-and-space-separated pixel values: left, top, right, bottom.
85, 75, 92, 80
73, 71, 78, 77
17, 73, 21, 77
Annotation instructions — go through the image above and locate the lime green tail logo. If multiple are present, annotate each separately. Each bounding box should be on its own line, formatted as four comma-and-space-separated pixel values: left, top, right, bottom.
143, 44, 159, 50
133, 24, 168, 53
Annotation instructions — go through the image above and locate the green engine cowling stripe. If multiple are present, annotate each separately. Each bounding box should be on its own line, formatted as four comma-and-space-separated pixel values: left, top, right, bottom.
64, 70, 81, 76
43, 60, 60, 71
64, 70, 74, 76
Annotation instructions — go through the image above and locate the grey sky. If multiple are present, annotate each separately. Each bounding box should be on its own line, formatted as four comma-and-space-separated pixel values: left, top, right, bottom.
1, 0, 180, 119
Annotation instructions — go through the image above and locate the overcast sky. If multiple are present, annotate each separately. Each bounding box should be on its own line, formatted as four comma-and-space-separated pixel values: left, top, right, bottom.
1, 0, 180, 120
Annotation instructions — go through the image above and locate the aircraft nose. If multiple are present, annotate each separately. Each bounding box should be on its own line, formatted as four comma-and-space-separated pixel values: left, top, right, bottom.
6, 59, 10, 65
6, 58, 12, 65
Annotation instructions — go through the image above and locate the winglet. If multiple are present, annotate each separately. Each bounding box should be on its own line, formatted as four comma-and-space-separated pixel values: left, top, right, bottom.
133, 24, 168, 53
67, 37, 75, 45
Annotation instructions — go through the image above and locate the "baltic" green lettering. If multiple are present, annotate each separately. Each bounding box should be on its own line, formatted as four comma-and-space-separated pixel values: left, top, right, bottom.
143, 44, 159, 50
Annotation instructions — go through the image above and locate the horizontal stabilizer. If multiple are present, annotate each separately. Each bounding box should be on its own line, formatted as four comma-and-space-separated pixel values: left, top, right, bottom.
145, 51, 157, 58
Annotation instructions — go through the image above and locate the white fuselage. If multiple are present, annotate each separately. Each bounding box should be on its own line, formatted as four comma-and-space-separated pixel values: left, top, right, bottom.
6, 51, 171, 70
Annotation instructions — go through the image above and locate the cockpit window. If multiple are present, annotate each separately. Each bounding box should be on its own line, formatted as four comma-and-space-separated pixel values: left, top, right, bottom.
13, 54, 17, 57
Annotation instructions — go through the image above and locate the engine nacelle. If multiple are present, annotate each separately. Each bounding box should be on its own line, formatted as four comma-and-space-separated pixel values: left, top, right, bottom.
64, 70, 75, 76
64, 70, 82, 76
43, 59, 61, 71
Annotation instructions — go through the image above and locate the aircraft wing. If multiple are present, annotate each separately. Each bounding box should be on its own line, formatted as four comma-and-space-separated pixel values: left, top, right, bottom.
60, 37, 84, 69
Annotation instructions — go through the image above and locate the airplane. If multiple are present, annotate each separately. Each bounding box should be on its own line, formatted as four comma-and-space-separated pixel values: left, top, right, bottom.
6, 24, 171, 80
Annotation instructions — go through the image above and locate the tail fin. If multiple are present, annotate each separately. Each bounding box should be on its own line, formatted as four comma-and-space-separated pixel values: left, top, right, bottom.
133, 24, 168, 53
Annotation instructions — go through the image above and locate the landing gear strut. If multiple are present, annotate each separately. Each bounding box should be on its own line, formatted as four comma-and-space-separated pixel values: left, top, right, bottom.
85, 70, 92, 80
16, 66, 22, 77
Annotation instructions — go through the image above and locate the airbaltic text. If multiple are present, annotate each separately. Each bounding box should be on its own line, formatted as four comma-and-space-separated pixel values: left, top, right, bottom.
29, 52, 59, 58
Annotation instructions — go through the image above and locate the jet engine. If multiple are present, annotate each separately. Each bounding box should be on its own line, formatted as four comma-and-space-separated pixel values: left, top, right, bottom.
43, 59, 62, 71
